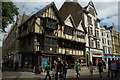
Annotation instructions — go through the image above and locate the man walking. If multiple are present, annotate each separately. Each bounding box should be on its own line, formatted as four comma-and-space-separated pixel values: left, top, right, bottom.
75, 59, 81, 78
55, 58, 63, 80
107, 60, 112, 77
44, 62, 51, 80
98, 60, 103, 78
110, 60, 117, 79
62, 61, 68, 80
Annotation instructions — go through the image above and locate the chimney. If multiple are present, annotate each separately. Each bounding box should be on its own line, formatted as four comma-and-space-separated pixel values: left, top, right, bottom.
103, 25, 107, 28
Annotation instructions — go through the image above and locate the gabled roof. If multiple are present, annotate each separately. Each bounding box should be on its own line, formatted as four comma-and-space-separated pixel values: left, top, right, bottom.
18, 2, 64, 28
59, 2, 83, 27
59, 2, 87, 34
84, 0, 97, 15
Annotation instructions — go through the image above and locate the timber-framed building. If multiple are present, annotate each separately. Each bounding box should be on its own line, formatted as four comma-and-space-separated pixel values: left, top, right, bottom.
2, 2, 86, 69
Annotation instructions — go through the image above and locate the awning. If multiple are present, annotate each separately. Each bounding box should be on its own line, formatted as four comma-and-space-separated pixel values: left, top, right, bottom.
91, 49, 103, 54
103, 55, 120, 58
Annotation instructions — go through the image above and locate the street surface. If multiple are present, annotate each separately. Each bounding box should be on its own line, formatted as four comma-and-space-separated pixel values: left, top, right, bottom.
2, 67, 120, 80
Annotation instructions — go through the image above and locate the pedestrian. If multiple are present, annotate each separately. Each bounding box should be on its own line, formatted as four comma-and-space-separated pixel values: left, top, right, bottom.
118, 60, 120, 74
116, 60, 119, 77
55, 58, 63, 80
102, 60, 106, 70
52, 61, 57, 78
62, 61, 68, 80
0, 60, 2, 71
14, 60, 19, 72
44, 62, 51, 80
107, 59, 112, 77
98, 60, 103, 78
88, 61, 94, 77
110, 60, 117, 79
75, 59, 81, 78
38, 64, 43, 75
96, 59, 99, 66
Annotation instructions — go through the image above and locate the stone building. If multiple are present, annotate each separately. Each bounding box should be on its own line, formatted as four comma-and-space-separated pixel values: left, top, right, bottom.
106, 25, 120, 60
82, 1, 103, 66
100, 25, 112, 63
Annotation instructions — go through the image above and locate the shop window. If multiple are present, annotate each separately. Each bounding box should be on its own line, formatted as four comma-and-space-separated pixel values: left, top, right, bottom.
24, 56, 32, 68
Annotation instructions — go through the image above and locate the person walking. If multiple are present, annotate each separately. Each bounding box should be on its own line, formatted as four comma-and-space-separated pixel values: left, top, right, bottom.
102, 60, 106, 70
44, 62, 51, 80
55, 58, 63, 80
98, 60, 103, 78
38, 64, 43, 75
52, 61, 56, 78
88, 61, 94, 77
14, 60, 19, 72
62, 61, 68, 80
107, 59, 112, 77
110, 60, 117, 79
75, 59, 81, 78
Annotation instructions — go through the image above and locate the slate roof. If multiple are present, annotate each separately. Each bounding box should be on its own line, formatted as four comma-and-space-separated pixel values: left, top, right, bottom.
59, 2, 87, 33
59, 2, 83, 27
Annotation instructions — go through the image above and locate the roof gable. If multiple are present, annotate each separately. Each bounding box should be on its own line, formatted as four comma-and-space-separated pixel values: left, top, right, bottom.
18, 2, 64, 28
84, 0, 97, 15
64, 14, 75, 28
77, 21, 84, 32
59, 2, 83, 27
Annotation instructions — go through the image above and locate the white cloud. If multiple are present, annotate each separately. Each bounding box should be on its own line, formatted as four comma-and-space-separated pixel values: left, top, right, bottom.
5, 0, 120, 32
102, 15, 118, 25
10, 0, 120, 2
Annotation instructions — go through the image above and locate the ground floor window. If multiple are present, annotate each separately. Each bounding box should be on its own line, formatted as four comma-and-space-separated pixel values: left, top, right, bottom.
24, 56, 32, 68
41, 56, 49, 68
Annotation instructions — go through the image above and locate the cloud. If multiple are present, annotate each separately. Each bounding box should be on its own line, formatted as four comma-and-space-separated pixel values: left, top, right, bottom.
4, 0, 120, 32
10, 0, 119, 2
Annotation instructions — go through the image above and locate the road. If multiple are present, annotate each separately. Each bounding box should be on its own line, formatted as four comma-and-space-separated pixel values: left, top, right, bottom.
2, 67, 120, 80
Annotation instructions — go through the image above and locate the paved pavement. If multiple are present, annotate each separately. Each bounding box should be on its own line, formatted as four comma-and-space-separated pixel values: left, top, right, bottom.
2, 67, 120, 80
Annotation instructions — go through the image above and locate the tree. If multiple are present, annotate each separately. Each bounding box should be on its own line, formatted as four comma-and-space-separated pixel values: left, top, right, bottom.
2, 1, 19, 31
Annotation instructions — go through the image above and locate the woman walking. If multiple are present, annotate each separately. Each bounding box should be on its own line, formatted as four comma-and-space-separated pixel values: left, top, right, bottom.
88, 61, 94, 77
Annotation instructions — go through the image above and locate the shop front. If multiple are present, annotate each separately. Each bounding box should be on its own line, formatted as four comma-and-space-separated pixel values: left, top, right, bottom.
73, 56, 86, 66
41, 53, 63, 68
91, 49, 103, 66
103, 54, 120, 63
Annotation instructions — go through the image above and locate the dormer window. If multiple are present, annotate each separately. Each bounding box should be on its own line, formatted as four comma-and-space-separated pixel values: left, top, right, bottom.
94, 20, 98, 28
64, 25, 73, 35
89, 7, 95, 16
87, 16, 92, 26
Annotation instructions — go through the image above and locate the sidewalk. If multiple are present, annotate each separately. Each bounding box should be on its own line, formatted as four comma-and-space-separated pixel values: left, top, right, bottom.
2, 67, 108, 79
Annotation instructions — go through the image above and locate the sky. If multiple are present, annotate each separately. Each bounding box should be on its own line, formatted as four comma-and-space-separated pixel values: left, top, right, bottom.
0, 0, 120, 47
11, 0, 119, 31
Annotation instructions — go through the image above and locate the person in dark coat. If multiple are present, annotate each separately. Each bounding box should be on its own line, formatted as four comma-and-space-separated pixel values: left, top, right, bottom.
98, 60, 103, 78
44, 62, 51, 80
102, 60, 106, 70
14, 60, 19, 72
55, 58, 63, 80
107, 60, 112, 77
62, 61, 68, 80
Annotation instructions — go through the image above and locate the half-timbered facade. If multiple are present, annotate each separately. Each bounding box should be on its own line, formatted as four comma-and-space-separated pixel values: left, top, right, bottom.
3, 2, 86, 69
17, 2, 64, 68
59, 1, 87, 67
